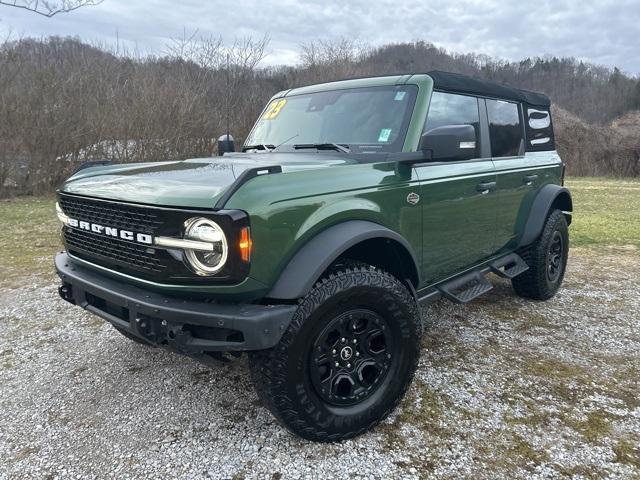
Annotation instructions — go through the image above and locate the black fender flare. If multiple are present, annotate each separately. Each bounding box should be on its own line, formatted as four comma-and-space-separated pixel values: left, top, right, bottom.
518, 184, 572, 248
266, 220, 420, 300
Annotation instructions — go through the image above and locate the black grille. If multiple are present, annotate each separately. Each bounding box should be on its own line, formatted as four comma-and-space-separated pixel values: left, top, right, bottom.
65, 228, 166, 274
57, 193, 250, 284
59, 194, 171, 278
59, 195, 163, 234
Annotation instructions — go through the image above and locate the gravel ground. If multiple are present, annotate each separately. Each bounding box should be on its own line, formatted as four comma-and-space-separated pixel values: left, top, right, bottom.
1, 249, 639, 479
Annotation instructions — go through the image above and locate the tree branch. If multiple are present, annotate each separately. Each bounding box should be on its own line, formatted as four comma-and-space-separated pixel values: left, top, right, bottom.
0, 0, 103, 17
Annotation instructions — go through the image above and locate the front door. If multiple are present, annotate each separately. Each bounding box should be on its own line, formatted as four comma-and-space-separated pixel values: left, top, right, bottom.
415, 91, 498, 285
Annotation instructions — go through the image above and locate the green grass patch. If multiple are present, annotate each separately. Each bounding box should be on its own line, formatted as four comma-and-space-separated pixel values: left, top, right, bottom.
0, 197, 60, 286
565, 177, 640, 250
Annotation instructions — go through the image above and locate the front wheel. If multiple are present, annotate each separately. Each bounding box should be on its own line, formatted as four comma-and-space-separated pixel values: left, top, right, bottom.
249, 266, 422, 442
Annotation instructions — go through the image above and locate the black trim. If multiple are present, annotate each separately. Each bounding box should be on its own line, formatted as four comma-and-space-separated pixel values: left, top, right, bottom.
55, 252, 296, 352
214, 165, 282, 210
478, 97, 491, 158
518, 185, 572, 247
266, 221, 420, 300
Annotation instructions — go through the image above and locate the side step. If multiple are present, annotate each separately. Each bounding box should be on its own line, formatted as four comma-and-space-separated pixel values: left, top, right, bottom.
437, 271, 493, 304
490, 253, 529, 279
435, 253, 529, 304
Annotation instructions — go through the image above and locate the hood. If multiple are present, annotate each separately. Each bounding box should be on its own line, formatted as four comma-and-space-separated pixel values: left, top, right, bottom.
60, 153, 354, 208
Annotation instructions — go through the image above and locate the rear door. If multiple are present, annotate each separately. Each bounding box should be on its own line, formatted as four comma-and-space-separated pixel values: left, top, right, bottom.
415, 91, 498, 285
486, 99, 538, 252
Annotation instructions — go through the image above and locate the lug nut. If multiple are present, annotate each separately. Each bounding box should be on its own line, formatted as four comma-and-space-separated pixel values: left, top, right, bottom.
332, 349, 337, 355
355, 352, 360, 357
341, 337, 346, 343
352, 339, 357, 344
335, 362, 340, 367
347, 363, 351, 368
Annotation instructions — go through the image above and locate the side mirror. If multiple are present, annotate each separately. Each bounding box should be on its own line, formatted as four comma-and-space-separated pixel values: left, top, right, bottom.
217, 134, 235, 156
419, 125, 477, 162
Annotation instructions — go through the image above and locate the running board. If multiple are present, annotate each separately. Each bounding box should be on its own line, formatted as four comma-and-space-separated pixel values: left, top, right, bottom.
435, 253, 529, 304
437, 271, 493, 304
489, 253, 529, 279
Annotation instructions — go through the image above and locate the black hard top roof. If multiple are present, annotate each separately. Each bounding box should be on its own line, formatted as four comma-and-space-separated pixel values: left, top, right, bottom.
427, 70, 551, 107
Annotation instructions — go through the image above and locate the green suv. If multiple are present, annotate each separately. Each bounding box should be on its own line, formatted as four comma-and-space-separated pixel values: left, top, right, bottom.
54, 71, 572, 442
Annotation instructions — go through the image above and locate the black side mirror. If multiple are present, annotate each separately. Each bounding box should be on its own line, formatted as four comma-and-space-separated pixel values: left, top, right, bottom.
419, 125, 477, 161
217, 134, 235, 156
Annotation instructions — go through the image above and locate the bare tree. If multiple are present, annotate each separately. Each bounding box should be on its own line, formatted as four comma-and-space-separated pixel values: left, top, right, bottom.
1, 36, 639, 197
0, 0, 102, 17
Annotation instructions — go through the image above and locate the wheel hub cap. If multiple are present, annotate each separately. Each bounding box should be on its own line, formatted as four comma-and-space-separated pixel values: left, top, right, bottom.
309, 309, 394, 407
340, 346, 353, 361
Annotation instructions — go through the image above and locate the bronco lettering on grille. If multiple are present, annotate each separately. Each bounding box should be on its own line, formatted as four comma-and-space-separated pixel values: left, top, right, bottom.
67, 218, 153, 245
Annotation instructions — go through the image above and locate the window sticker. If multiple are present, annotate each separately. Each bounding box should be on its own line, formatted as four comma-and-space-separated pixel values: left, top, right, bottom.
263, 99, 287, 120
378, 128, 392, 142
394, 91, 406, 101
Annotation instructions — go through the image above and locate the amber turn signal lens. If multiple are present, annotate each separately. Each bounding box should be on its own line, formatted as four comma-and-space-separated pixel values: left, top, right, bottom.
239, 227, 252, 262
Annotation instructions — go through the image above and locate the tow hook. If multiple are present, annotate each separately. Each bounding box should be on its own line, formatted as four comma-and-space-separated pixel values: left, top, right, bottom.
58, 284, 75, 304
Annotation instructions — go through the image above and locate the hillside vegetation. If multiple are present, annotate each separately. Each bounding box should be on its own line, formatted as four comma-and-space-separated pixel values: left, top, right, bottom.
1, 37, 639, 196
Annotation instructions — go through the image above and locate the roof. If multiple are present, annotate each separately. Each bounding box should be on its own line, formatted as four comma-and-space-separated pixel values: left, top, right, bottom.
282, 71, 551, 107
427, 70, 550, 107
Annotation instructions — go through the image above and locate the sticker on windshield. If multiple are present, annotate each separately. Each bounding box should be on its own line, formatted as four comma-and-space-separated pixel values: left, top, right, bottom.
263, 99, 287, 120
394, 91, 406, 101
378, 128, 392, 142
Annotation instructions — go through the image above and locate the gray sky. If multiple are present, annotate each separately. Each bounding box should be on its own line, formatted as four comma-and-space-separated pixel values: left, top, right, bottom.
1, 0, 639, 75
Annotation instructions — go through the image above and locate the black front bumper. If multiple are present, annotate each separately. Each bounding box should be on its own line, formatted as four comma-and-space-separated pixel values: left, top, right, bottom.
55, 252, 296, 353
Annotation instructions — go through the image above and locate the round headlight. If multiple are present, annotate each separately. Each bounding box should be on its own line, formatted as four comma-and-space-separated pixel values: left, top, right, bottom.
183, 218, 228, 275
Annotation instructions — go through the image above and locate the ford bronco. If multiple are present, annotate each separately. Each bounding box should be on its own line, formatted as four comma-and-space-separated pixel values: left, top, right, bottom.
54, 71, 572, 442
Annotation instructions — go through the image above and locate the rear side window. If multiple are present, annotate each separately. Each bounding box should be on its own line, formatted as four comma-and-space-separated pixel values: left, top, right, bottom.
425, 92, 480, 157
525, 107, 555, 151
486, 99, 523, 157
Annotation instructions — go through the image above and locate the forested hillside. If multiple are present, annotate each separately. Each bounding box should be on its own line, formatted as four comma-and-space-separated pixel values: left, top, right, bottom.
1, 37, 639, 195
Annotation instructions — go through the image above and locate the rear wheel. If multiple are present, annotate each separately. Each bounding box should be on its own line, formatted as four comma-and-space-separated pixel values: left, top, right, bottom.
512, 209, 569, 300
249, 266, 422, 442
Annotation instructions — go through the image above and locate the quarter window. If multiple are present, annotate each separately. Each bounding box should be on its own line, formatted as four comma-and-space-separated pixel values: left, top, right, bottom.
525, 107, 555, 151
424, 92, 480, 157
486, 99, 523, 157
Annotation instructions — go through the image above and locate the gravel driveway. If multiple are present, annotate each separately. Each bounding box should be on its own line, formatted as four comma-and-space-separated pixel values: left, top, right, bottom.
1, 249, 639, 479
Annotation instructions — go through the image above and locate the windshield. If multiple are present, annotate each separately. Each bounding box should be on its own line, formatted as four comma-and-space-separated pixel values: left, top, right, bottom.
244, 85, 418, 153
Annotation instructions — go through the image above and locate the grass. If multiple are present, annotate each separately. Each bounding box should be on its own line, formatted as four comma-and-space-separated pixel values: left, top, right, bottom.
566, 177, 640, 250
0, 197, 61, 286
0, 177, 637, 287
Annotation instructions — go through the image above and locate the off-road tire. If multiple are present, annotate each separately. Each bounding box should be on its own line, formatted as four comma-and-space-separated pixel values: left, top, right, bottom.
249, 266, 422, 442
512, 209, 569, 300
112, 326, 151, 346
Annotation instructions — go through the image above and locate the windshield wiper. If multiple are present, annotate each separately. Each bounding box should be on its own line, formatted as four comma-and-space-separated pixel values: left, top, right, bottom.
293, 143, 350, 153
242, 144, 275, 152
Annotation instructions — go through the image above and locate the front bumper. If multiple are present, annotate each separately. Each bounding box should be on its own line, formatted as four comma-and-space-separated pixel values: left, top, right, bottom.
55, 252, 296, 353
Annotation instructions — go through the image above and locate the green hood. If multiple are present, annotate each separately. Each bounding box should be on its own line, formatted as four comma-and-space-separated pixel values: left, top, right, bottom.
61, 153, 352, 208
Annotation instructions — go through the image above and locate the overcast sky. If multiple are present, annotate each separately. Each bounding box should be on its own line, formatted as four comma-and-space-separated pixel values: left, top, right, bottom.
1, 0, 639, 75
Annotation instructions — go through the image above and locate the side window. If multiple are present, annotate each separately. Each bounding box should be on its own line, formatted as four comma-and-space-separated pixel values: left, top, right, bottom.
424, 92, 480, 157
486, 99, 523, 157
525, 107, 555, 151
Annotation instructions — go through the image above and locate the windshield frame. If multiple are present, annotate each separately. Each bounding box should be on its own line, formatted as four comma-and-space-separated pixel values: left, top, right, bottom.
244, 84, 419, 154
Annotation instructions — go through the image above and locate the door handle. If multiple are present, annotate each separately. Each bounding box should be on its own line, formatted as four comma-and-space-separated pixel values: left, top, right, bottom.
523, 174, 538, 186
476, 181, 496, 194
